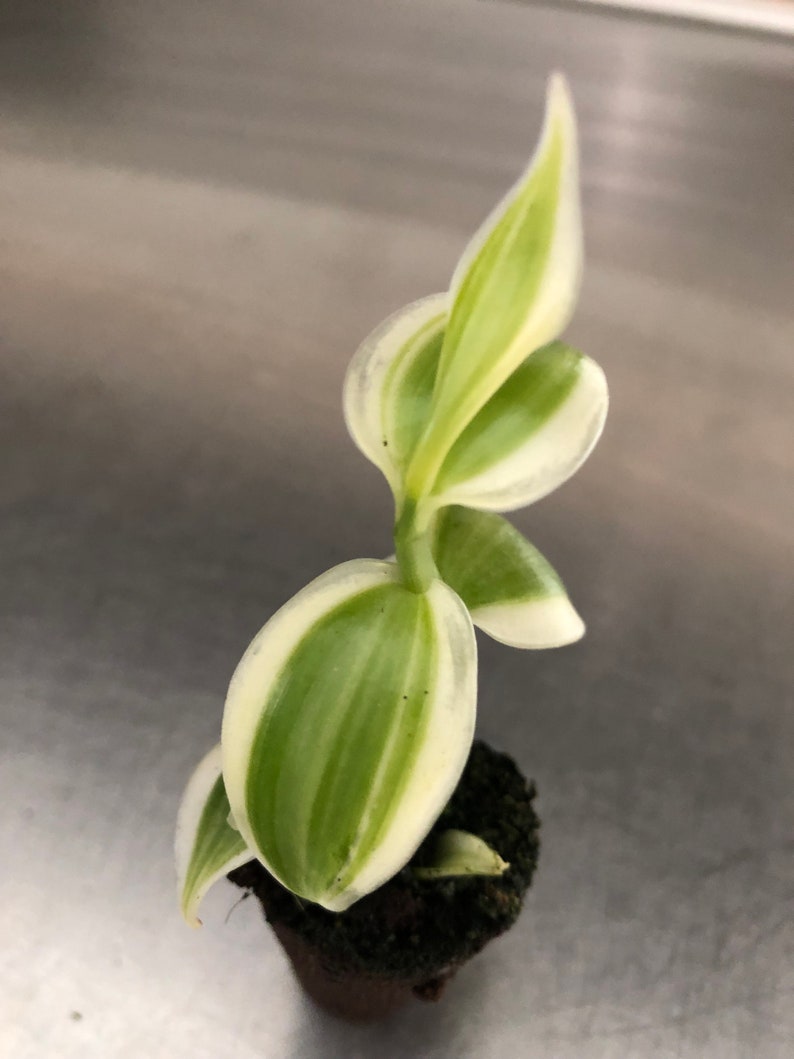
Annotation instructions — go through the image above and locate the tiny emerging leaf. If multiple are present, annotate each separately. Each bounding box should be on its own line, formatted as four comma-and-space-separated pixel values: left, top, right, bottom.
414, 829, 509, 880
175, 745, 251, 927
433, 506, 584, 648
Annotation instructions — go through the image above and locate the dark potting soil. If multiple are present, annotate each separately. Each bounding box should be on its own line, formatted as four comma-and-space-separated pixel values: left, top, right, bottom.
228, 740, 540, 981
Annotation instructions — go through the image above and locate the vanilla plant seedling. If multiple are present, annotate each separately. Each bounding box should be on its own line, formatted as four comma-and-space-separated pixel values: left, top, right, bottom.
176, 74, 607, 925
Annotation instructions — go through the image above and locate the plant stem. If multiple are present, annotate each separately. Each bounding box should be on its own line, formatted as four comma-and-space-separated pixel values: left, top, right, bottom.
394, 497, 438, 593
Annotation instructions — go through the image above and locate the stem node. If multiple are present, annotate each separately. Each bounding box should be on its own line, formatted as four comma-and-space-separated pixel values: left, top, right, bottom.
394, 498, 437, 594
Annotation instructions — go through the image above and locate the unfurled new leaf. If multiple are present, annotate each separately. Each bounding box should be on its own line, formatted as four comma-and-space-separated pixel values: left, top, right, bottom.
433, 506, 584, 648
175, 745, 251, 927
221, 559, 476, 912
407, 74, 582, 497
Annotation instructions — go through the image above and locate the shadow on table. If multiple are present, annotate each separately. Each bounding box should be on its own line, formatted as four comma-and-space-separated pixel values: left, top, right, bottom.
0, 0, 118, 108
285, 955, 495, 1058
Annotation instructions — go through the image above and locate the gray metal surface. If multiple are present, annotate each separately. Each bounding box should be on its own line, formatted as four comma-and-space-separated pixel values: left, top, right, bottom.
1, 2, 793, 1056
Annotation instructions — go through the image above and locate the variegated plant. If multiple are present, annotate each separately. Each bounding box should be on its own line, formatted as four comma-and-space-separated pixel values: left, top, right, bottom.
176, 74, 607, 926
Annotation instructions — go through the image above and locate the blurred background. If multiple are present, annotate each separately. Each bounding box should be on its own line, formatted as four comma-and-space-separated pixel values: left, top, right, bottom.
1, 2, 792, 1057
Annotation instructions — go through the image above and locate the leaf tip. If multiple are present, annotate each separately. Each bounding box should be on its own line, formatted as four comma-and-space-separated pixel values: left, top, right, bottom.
546, 72, 577, 137
548, 70, 572, 106
182, 907, 203, 930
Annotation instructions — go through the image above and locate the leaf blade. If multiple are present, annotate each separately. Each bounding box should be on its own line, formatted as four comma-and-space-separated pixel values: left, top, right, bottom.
433, 344, 608, 512
221, 559, 477, 911
433, 506, 584, 648
343, 295, 446, 495
414, 829, 509, 880
175, 745, 250, 927
407, 74, 582, 496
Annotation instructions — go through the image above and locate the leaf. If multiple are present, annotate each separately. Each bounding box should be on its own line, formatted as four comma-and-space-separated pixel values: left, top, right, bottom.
413, 829, 509, 880
175, 745, 251, 927
432, 341, 607, 512
407, 73, 582, 496
221, 559, 476, 912
343, 295, 446, 498
433, 506, 584, 648
348, 320, 606, 516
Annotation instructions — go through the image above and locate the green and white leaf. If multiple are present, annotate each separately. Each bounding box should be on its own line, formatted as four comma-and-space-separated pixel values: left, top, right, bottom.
433, 505, 584, 648
221, 558, 477, 912
432, 341, 607, 512
343, 294, 446, 499
175, 744, 251, 927
407, 73, 582, 497
414, 829, 509, 880
347, 325, 605, 518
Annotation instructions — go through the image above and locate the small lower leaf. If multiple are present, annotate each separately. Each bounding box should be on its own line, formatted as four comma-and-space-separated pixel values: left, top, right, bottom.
434, 506, 584, 648
175, 744, 251, 927
414, 829, 509, 880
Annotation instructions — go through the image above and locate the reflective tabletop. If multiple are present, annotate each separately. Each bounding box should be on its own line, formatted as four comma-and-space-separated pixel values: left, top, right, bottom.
1, 2, 793, 1056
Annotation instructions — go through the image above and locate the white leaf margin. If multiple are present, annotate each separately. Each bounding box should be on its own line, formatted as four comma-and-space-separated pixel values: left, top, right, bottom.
471, 594, 585, 650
